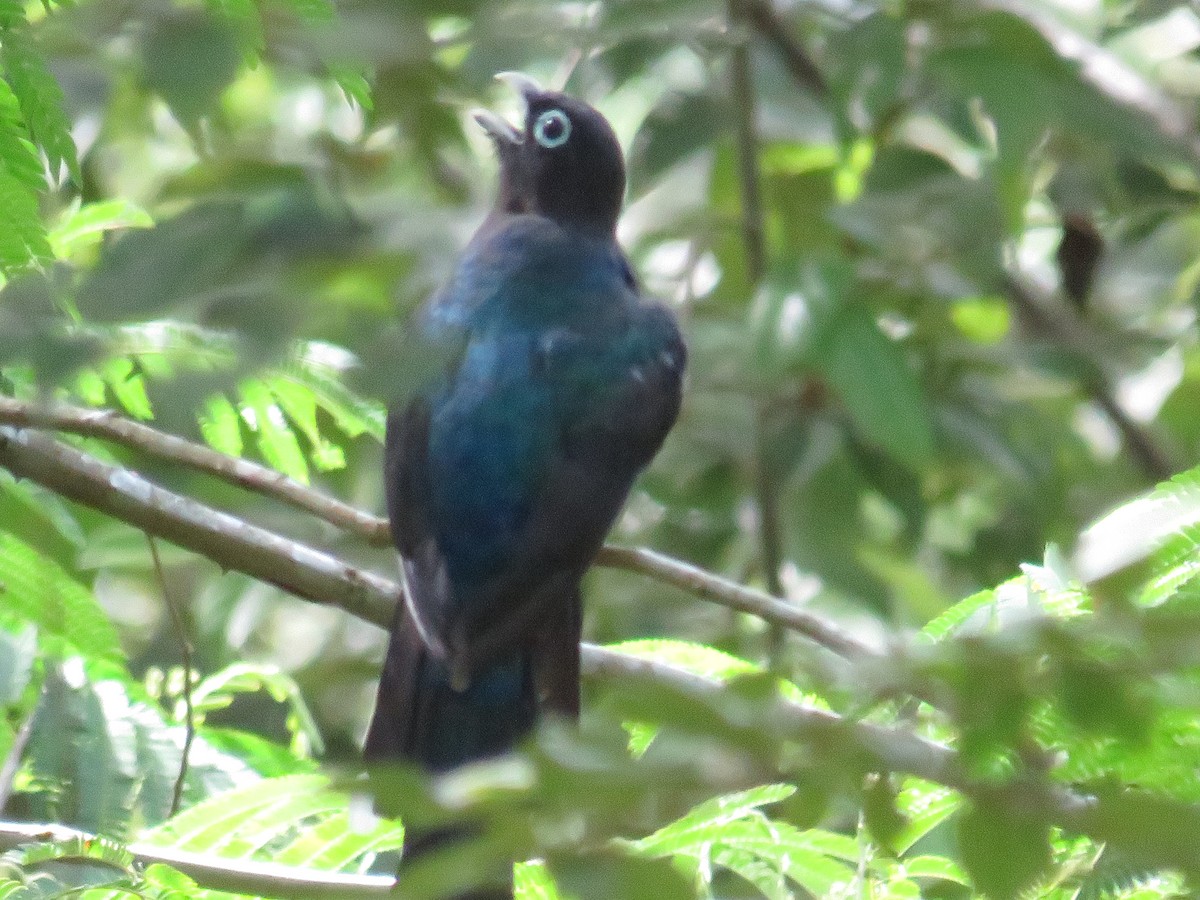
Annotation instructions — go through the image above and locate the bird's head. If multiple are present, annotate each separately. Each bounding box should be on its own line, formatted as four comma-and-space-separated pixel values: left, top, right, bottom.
473, 73, 626, 235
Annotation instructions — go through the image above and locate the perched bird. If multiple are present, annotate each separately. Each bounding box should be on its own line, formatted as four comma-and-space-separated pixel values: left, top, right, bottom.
365, 75, 686, 772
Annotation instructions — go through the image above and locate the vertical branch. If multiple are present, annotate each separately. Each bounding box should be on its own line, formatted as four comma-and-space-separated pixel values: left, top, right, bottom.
728, 0, 787, 629
0, 701, 37, 814
149, 535, 195, 817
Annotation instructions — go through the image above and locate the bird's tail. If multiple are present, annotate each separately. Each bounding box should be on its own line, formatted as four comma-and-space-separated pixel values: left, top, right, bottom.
364, 603, 538, 770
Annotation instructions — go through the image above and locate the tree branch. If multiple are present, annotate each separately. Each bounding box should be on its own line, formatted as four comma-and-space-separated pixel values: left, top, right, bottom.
0, 426, 398, 629
0, 397, 391, 546
0, 653, 1103, 900
7, 427, 1200, 884
728, 0, 788, 641
0, 401, 866, 659
1004, 275, 1174, 482
976, 0, 1200, 169
740, 0, 827, 99
583, 647, 1102, 835
595, 545, 878, 661
0, 426, 875, 663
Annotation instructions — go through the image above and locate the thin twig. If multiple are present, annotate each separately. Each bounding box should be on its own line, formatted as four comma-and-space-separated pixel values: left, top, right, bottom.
741, 0, 827, 98
0, 697, 37, 814
728, 0, 788, 652
595, 545, 878, 661
0, 403, 864, 657
148, 535, 194, 817
1004, 275, 1174, 482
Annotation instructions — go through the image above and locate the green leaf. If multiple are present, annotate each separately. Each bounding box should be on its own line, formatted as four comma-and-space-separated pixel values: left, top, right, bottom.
813, 307, 934, 468
48, 199, 154, 262
959, 796, 1052, 899
273, 810, 404, 870
0, 166, 50, 272
188, 662, 324, 757
628, 89, 724, 196
279, 0, 335, 24
899, 854, 969, 885
25, 660, 258, 834
0, 471, 84, 570
76, 202, 247, 322
1075, 462, 1200, 585
0, 532, 122, 663
239, 378, 310, 483
142, 11, 241, 128
0, 23, 79, 183
514, 861, 562, 900
0, 76, 45, 193
950, 296, 1011, 344
0, 620, 35, 705
627, 784, 797, 856
279, 345, 387, 441
198, 393, 244, 457
892, 779, 962, 854
608, 639, 762, 681
331, 66, 373, 112
267, 376, 347, 471
143, 775, 385, 862
919, 586, 999, 642
103, 356, 154, 420
204, 0, 265, 58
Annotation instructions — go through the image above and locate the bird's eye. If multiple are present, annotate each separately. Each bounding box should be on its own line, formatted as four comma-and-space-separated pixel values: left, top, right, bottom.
533, 109, 571, 149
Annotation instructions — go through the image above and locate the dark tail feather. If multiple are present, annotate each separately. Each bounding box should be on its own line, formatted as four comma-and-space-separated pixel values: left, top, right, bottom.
364, 603, 537, 771
535, 586, 581, 719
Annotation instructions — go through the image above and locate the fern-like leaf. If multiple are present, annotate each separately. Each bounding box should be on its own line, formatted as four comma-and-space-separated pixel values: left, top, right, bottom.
0, 23, 79, 183
0, 76, 44, 192
0, 166, 51, 271
143, 773, 404, 878
0, 532, 122, 663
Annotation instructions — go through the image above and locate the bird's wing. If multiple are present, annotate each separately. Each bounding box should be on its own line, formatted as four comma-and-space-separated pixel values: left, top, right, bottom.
385, 230, 684, 681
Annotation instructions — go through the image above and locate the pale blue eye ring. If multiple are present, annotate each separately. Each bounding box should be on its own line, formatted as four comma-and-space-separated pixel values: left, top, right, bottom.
533, 109, 571, 148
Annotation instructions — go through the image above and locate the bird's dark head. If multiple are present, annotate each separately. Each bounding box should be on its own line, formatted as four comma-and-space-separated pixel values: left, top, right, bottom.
477, 73, 626, 236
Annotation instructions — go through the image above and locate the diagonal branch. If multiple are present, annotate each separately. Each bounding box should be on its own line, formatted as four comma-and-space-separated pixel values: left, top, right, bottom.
740, 0, 827, 99
0, 426, 398, 628
596, 545, 878, 660
975, 0, 1200, 169
0, 397, 391, 545
0, 426, 873, 661
1004, 275, 1174, 482
0, 400, 866, 658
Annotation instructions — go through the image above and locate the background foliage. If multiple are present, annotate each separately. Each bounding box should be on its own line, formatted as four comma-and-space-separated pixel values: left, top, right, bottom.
4, 0, 1200, 896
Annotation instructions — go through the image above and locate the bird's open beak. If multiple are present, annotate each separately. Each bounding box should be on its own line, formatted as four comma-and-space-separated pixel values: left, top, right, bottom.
471, 108, 521, 146
472, 73, 543, 146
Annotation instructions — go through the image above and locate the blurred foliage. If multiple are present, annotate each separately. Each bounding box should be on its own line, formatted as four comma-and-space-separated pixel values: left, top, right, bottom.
4, 0, 1200, 896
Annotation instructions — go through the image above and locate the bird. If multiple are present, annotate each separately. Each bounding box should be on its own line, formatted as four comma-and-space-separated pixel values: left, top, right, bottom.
364, 74, 686, 773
